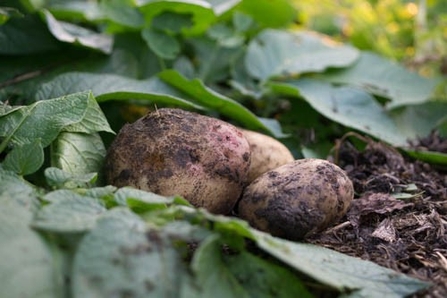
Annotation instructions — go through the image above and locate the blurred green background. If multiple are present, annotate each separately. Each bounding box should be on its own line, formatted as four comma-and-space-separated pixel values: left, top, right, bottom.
294, 0, 447, 77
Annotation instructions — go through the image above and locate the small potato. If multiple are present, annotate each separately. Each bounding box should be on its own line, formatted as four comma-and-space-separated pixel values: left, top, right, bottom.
242, 129, 294, 183
237, 159, 354, 240
104, 108, 251, 214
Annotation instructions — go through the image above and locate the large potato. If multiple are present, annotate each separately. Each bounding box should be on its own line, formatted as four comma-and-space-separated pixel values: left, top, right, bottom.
237, 159, 354, 240
242, 129, 294, 183
104, 108, 251, 214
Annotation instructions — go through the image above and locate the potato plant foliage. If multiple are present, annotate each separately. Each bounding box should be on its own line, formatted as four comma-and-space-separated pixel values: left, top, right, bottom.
0, 0, 443, 297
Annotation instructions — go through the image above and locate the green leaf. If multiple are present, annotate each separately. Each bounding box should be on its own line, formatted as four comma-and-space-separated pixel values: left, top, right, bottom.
0, 203, 63, 298
389, 101, 447, 141
42, 10, 113, 54
245, 29, 359, 81
44, 167, 98, 189
151, 10, 194, 33
269, 79, 409, 146
63, 92, 114, 134
72, 208, 189, 298
2, 138, 44, 175
138, 0, 216, 36
44, 1, 102, 22
32, 189, 106, 233
158, 69, 286, 137
114, 187, 174, 213
254, 231, 430, 298
0, 13, 60, 54
237, 0, 296, 28
0, 92, 89, 152
100, 0, 144, 29
187, 36, 242, 83
320, 52, 440, 109
51, 132, 106, 175
34, 72, 204, 110
404, 149, 447, 167
142, 27, 180, 60
191, 235, 249, 298
0, 7, 23, 25
0, 166, 39, 211
207, 0, 241, 16
226, 251, 313, 298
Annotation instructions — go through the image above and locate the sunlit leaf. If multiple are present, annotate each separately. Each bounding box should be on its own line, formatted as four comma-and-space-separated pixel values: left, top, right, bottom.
237, 0, 296, 28
246, 29, 359, 81
320, 52, 439, 109
138, 0, 216, 36
269, 79, 409, 146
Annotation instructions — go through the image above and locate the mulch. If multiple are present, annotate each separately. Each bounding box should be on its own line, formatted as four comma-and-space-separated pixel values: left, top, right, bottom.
307, 131, 447, 297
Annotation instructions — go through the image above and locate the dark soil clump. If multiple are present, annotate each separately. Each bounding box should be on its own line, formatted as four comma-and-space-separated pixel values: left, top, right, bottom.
307, 132, 447, 297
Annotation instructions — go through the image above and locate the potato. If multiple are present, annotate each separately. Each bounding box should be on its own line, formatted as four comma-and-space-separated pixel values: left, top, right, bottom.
237, 159, 354, 240
242, 129, 294, 183
104, 108, 251, 214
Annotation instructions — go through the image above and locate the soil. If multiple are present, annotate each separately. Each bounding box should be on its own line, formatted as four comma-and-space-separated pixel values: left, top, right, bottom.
307, 131, 447, 297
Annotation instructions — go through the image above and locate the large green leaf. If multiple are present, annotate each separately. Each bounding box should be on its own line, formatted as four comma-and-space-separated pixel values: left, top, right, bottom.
42, 10, 113, 54
389, 101, 447, 141
34, 72, 204, 109
191, 235, 250, 298
138, 0, 216, 36
245, 29, 359, 81
320, 52, 440, 109
0, 92, 88, 150
269, 79, 409, 146
32, 189, 106, 233
72, 208, 189, 298
51, 132, 106, 175
254, 231, 430, 298
191, 234, 312, 298
158, 69, 286, 137
226, 251, 313, 298
176, 206, 428, 297
0, 202, 62, 298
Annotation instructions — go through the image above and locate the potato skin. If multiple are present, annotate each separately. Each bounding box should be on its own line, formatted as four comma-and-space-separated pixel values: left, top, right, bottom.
237, 159, 354, 240
104, 108, 251, 214
242, 129, 294, 183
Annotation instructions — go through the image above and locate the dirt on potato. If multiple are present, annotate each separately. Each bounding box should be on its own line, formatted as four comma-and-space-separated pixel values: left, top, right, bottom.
238, 159, 354, 241
307, 132, 447, 297
104, 108, 251, 215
